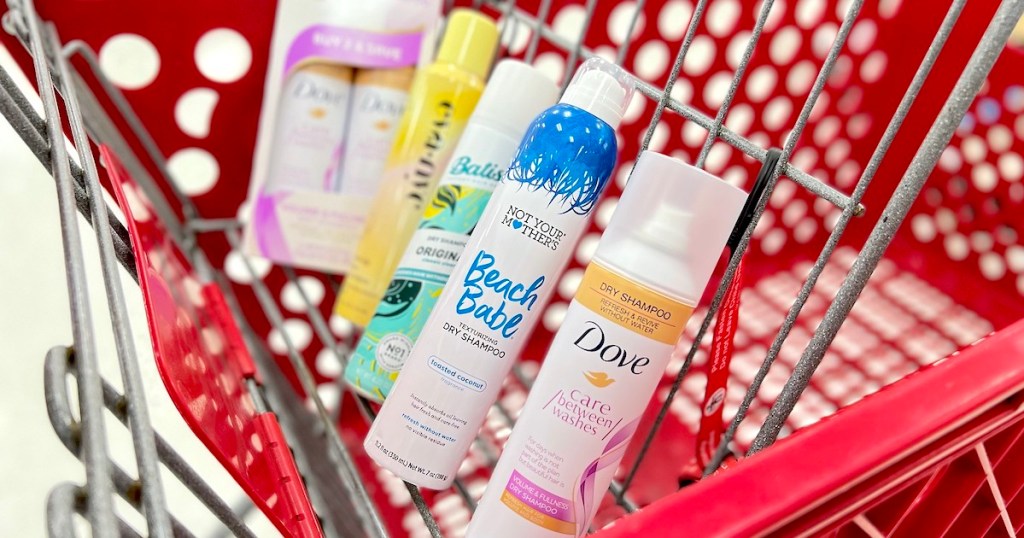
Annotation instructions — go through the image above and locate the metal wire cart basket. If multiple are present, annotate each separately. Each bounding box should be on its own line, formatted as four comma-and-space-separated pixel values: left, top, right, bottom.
3, 0, 1024, 535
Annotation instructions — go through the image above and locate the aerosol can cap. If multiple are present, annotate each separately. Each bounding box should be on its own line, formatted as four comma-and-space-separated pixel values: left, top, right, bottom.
436, 9, 499, 79
472, 59, 560, 136
594, 151, 747, 300
559, 57, 635, 130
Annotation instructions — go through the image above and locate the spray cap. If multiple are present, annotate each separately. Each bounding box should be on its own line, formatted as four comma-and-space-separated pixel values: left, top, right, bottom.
436, 9, 499, 79
594, 151, 747, 301
470, 60, 560, 136
559, 57, 635, 130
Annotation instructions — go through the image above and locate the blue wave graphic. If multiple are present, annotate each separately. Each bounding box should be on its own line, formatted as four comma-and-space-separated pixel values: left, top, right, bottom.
505, 104, 618, 215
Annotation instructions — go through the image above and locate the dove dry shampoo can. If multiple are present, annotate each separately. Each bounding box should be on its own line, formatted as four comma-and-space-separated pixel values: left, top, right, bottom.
466, 151, 747, 537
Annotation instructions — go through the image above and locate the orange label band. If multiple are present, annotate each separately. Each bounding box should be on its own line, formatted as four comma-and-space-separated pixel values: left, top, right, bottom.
500, 490, 576, 535
575, 262, 694, 345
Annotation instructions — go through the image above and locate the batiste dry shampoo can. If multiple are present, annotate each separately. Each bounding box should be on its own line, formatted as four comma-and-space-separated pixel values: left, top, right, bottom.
365, 58, 635, 489
344, 60, 560, 401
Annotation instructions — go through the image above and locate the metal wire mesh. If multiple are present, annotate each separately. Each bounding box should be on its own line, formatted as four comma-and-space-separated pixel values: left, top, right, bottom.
2, 0, 1022, 535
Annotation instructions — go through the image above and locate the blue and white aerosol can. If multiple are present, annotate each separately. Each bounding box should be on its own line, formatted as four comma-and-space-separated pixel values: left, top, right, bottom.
365, 57, 635, 489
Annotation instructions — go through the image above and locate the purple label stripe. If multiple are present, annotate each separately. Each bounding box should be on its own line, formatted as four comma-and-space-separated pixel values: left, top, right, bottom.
285, 25, 424, 73
572, 418, 641, 538
253, 192, 293, 262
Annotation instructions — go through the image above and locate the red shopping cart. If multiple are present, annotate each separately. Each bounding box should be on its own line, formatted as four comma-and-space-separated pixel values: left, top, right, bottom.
2, 0, 1023, 536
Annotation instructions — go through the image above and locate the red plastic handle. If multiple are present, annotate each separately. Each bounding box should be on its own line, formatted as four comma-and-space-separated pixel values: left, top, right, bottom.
102, 145, 323, 538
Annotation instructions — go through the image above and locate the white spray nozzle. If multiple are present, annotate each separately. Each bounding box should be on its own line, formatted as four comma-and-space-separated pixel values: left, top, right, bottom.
560, 57, 635, 130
